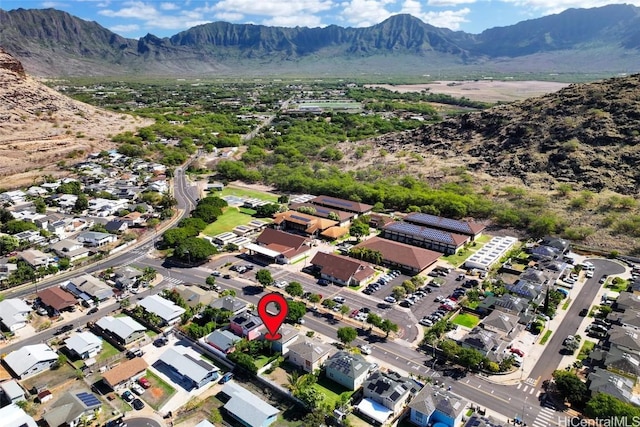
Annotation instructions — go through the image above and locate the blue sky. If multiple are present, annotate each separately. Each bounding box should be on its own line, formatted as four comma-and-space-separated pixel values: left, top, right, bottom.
3, 1, 634, 37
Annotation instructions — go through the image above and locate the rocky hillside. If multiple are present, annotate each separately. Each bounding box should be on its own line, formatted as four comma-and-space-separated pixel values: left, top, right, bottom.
374, 74, 640, 195
1, 5, 640, 76
0, 48, 148, 188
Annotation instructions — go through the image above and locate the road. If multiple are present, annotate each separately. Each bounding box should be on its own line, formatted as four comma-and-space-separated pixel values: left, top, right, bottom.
125, 417, 162, 427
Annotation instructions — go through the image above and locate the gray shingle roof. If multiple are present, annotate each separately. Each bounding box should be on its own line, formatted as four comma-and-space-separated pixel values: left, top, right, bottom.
288, 340, 333, 362
159, 346, 218, 383
326, 351, 371, 380
222, 382, 279, 427
96, 316, 145, 340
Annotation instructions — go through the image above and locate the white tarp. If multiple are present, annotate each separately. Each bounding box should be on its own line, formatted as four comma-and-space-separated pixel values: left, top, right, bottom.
357, 398, 394, 424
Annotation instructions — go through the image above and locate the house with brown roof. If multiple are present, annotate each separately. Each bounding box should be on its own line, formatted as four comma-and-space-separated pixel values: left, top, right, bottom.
310, 252, 375, 287
37, 287, 77, 313
382, 221, 469, 255
273, 210, 337, 236
246, 228, 311, 264
289, 202, 355, 226
308, 196, 373, 217
101, 357, 148, 390
352, 236, 440, 274
319, 226, 350, 241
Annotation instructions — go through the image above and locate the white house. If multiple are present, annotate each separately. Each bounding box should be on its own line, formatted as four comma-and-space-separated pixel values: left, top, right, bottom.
96, 316, 146, 345
65, 332, 103, 359
18, 249, 56, 268
0, 298, 31, 331
4, 344, 58, 379
77, 231, 117, 247
0, 403, 38, 427
138, 294, 186, 326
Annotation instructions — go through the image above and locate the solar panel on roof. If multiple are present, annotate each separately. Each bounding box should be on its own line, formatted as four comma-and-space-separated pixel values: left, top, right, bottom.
76, 392, 100, 407
405, 213, 473, 234
390, 391, 400, 401
290, 214, 312, 223
319, 197, 353, 208
385, 222, 456, 245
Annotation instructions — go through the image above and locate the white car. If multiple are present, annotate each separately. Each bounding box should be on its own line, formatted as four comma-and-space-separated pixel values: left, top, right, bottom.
275, 281, 287, 288
333, 296, 346, 304
130, 383, 145, 395
359, 345, 372, 355
355, 313, 368, 321
384, 296, 396, 303
585, 271, 594, 278
419, 318, 433, 327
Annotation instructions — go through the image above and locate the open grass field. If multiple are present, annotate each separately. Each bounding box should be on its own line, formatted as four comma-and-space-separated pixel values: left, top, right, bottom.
220, 185, 279, 202
441, 234, 492, 267
203, 207, 254, 237
451, 313, 480, 329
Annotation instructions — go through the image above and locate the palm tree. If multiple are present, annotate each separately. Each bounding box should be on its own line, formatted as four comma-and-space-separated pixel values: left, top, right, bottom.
286, 371, 304, 395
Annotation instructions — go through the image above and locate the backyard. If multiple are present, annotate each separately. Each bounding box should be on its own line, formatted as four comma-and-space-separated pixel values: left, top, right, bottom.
142, 369, 177, 410
451, 313, 480, 329
311, 375, 354, 410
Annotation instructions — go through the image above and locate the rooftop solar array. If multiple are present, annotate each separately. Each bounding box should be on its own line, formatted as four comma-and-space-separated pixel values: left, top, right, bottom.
317, 197, 354, 208
405, 213, 475, 235
331, 355, 355, 374
290, 214, 312, 223
384, 222, 456, 245
76, 392, 100, 407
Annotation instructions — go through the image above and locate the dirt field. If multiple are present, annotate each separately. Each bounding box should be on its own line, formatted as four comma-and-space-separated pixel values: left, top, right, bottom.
367, 80, 571, 103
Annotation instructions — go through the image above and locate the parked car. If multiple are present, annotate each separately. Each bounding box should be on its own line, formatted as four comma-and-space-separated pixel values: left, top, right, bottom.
384, 296, 396, 303
54, 324, 74, 335
130, 383, 145, 395
579, 308, 589, 317
510, 348, 525, 357
154, 337, 169, 347
599, 275, 608, 284
138, 377, 151, 389
87, 307, 99, 315
419, 318, 433, 327
318, 279, 330, 286
132, 398, 145, 410
333, 296, 346, 304
359, 307, 371, 313
219, 372, 234, 384
275, 280, 287, 289
121, 390, 134, 403
211, 271, 221, 276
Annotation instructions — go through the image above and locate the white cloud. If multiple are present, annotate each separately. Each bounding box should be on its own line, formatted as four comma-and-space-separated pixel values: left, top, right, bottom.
160, 2, 179, 10
399, 0, 470, 29
110, 23, 140, 33
340, 0, 396, 27
41, 1, 69, 7
99, 1, 160, 19
214, 12, 245, 22
211, 0, 334, 17
263, 14, 325, 27
428, 0, 476, 6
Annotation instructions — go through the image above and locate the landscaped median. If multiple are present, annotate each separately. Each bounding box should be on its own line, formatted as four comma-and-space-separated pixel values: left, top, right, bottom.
540, 330, 552, 345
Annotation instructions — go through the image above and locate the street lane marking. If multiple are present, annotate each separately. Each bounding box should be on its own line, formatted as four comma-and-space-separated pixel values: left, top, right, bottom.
516, 383, 522, 389
536, 391, 541, 397
523, 385, 528, 392
530, 388, 535, 394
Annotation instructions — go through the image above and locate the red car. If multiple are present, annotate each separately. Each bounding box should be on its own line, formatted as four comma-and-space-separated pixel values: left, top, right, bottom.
349, 310, 359, 318
510, 348, 525, 357
138, 377, 151, 389
439, 305, 454, 311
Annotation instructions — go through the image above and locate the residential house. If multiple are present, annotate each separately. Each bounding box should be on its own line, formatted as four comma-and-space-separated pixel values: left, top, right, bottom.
138, 294, 186, 326
3, 344, 58, 379
38, 287, 77, 313
606, 327, 640, 355
246, 228, 311, 264
113, 266, 143, 290
587, 368, 640, 405
615, 292, 640, 312
595, 346, 640, 379
0, 380, 26, 405
0, 403, 37, 427
205, 330, 242, 354
96, 316, 146, 345
105, 219, 129, 234
478, 294, 533, 325
289, 202, 354, 226
157, 346, 219, 390
101, 358, 148, 390
352, 237, 440, 274
540, 236, 571, 254
13, 230, 46, 245
0, 190, 27, 205
308, 195, 373, 218
0, 260, 17, 282
65, 274, 114, 302
43, 390, 102, 427
18, 249, 56, 268
310, 252, 376, 287
210, 296, 248, 316
0, 298, 31, 331
175, 285, 215, 308
65, 332, 103, 360
122, 211, 144, 227
403, 212, 485, 241
221, 382, 279, 427
229, 312, 264, 340
325, 351, 372, 390
506, 280, 543, 302
271, 324, 299, 355
408, 384, 468, 427
382, 222, 469, 255
358, 371, 421, 424
76, 231, 117, 247
462, 414, 506, 427
480, 311, 520, 337
609, 310, 640, 330
286, 339, 334, 372
460, 327, 504, 361
49, 239, 91, 262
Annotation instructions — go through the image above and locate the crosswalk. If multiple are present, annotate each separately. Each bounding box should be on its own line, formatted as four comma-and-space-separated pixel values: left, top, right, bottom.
163, 277, 184, 288
515, 383, 538, 395
525, 377, 539, 386
532, 402, 557, 427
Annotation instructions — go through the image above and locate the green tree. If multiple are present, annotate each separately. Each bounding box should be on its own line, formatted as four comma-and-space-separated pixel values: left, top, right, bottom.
58, 258, 71, 270
337, 327, 357, 346
308, 294, 322, 304
380, 319, 399, 338
0, 234, 19, 255
33, 197, 47, 214
349, 221, 370, 240
205, 276, 217, 288
367, 313, 382, 327
255, 203, 281, 217
73, 194, 89, 213
392, 286, 406, 299
286, 301, 307, 323
255, 269, 274, 287
208, 409, 223, 424
285, 281, 304, 297
585, 393, 640, 419
175, 237, 217, 262
162, 228, 190, 247
552, 370, 588, 406
340, 304, 350, 319
439, 339, 460, 361
457, 348, 484, 370
4, 220, 37, 234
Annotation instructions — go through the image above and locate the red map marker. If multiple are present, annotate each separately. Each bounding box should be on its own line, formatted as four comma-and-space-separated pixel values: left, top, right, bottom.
258, 292, 288, 340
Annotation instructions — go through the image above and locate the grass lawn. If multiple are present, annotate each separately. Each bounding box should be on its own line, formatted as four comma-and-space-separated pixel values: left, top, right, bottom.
203, 207, 255, 237
145, 330, 158, 338
562, 298, 571, 310
97, 341, 120, 363
577, 341, 595, 361
144, 369, 177, 410
312, 376, 353, 409
464, 300, 480, 310
608, 281, 629, 293
221, 186, 279, 202
452, 313, 480, 328
540, 330, 552, 345
255, 355, 272, 369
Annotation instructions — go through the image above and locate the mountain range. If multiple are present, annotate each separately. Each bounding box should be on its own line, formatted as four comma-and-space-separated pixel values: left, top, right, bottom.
1, 5, 640, 76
